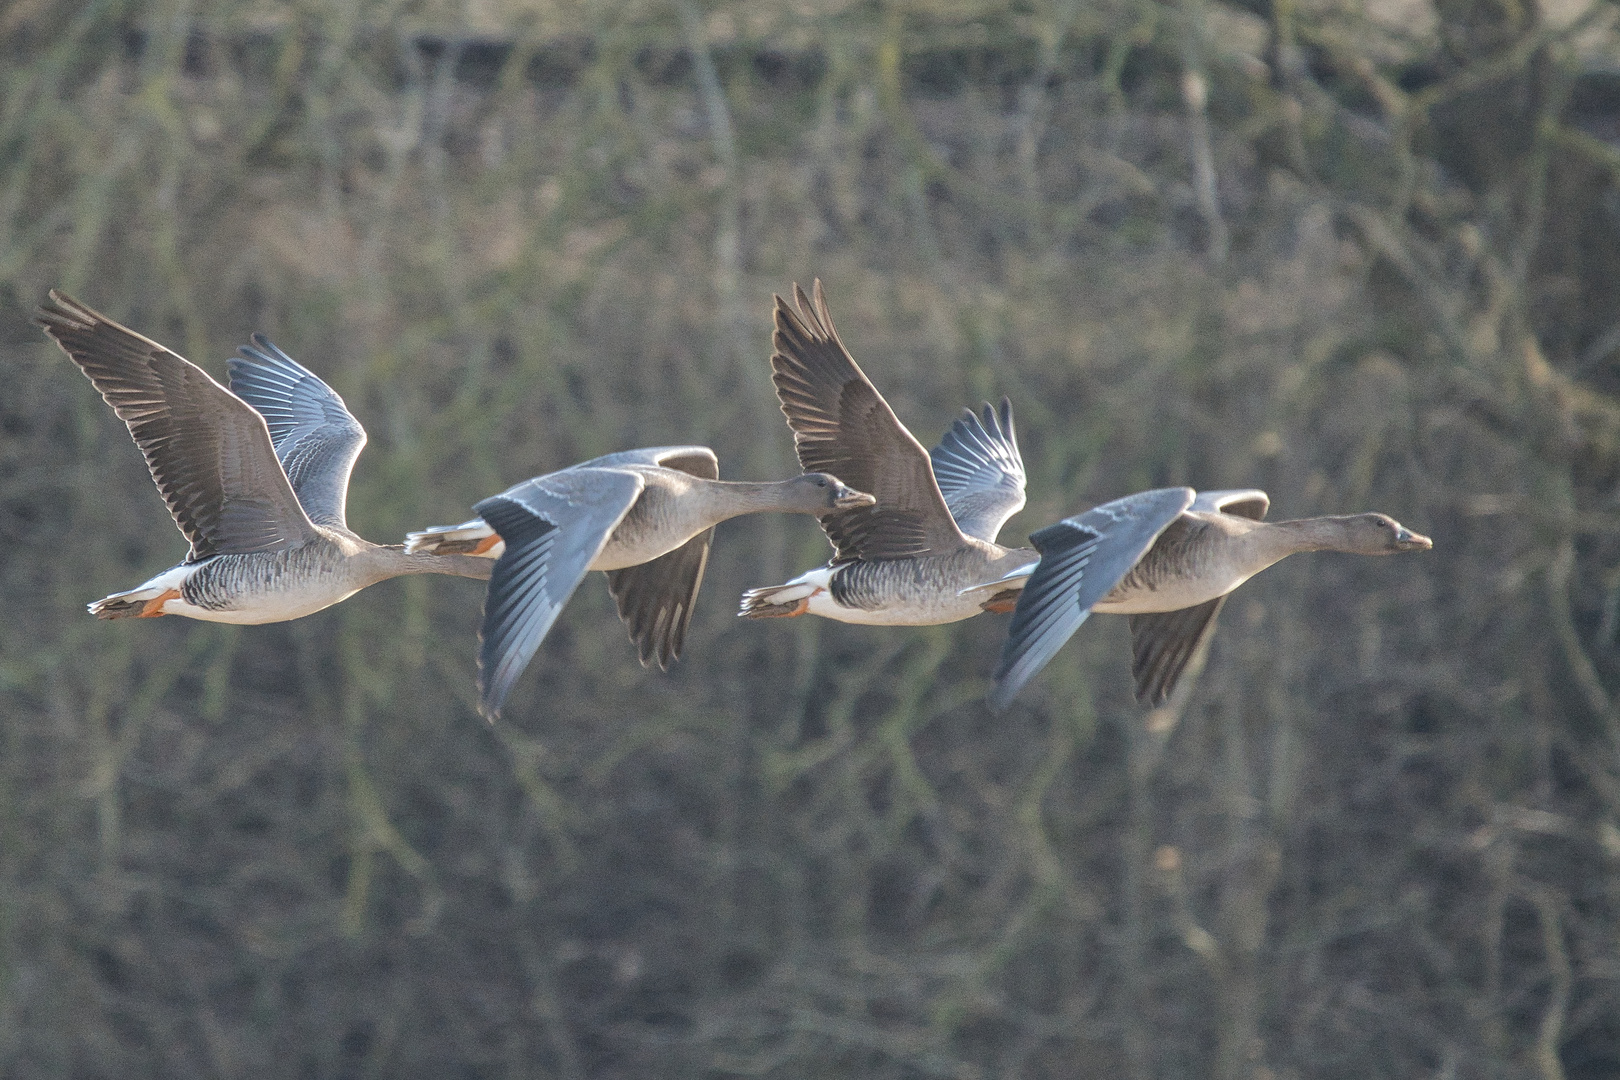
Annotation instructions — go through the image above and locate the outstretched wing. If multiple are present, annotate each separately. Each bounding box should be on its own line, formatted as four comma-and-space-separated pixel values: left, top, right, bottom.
1192, 489, 1268, 520
990, 487, 1195, 709
582, 445, 720, 481
474, 468, 645, 719
1123, 488, 1268, 703
227, 335, 368, 529
37, 291, 316, 560
929, 397, 1026, 542
771, 281, 965, 561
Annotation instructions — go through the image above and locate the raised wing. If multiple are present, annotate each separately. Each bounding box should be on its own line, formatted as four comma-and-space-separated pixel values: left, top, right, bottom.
929, 397, 1026, 542
606, 528, 714, 669
37, 291, 316, 560
771, 281, 965, 561
1192, 489, 1269, 520
990, 487, 1195, 709
473, 468, 646, 719
1128, 596, 1226, 705
227, 335, 368, 530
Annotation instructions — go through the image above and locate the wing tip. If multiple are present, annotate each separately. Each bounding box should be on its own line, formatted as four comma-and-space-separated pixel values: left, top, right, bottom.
35, 289, 99, 336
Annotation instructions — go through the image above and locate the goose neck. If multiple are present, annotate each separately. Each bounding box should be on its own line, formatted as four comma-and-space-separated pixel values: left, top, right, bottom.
705, 479, 816, 515
1266, 517, 1350, 555
358, 545, 496, 583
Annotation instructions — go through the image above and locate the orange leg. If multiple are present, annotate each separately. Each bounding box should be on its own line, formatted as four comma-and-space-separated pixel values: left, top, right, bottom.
980, 589, 1021, 614
471, 533, 503, 555
138, 589, 182, 617
743, 594, 812, 619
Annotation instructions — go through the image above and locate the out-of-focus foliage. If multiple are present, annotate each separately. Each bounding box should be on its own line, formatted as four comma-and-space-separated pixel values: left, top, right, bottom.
2, 0, 1619, 1076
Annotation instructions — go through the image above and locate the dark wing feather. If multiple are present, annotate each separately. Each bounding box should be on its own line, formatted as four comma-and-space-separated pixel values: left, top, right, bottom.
1120, 490, 1263, 703
37, 291, 315, 560
472, 469, 644, 719
1129, 596, 1227, 705
771, 281, 965, 561
606, 528, 714, 669
929, 397, 1026, 542
227, 335, 368, 529
990, 488, 1195, 709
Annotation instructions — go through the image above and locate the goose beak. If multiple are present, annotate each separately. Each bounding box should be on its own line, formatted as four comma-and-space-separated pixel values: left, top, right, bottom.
1394, 526, 1432, 551
834, 486, 877, 510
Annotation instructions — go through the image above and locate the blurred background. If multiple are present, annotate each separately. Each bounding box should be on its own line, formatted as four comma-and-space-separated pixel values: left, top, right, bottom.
1, 0, 1617, 1076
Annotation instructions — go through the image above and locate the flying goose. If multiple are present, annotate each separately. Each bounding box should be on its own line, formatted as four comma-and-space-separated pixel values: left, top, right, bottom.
37, 291, 492, 624
988, 486, 1430, 708
740, 281, 1431, 707
406, 450, 874, 718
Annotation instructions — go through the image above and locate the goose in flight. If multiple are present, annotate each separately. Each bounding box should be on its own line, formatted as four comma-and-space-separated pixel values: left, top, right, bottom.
740, 281, 1431, 707
37, 291, 492, 624
406, 449, 873, 718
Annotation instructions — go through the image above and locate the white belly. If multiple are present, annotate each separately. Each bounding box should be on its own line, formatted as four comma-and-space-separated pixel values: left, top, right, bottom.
116, 563, 367, 625
1091, 572, 1252, 615
807, 589, 984, 625
783, 566, 989, 626
590, 530, 692, 573
159, 585, 365, 624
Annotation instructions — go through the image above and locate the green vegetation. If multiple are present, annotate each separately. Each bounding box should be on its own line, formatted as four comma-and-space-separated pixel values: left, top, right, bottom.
2, 0, 1619, 1075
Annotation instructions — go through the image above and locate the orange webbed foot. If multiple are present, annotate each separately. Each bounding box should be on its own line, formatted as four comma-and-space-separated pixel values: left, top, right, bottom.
138, 589, 182, 617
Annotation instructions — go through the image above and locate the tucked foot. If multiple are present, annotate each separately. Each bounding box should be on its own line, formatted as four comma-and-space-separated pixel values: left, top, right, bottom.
740, 596, 810, 619
979, 589, 1022, 614
89, 587, 182, 619
739, 583, 816, 619
405, 519, 502, 557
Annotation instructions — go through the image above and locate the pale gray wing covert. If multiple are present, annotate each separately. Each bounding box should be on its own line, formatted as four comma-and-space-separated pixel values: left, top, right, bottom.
1191, 489, 1269, 520
771, 281, 965, 561
36, 291, 317, 560
990, 487, 1196, 710
227, 335, 368, 529
474, 469, 646, 719
1125, 489, 1268, 703
598, 445, 720, 668
582, 445, 719, 480
929, 397, 1026, 542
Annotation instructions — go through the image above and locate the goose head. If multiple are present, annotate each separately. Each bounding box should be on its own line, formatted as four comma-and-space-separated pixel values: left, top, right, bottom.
796, 472, 876, 514
1334, 513, 1433, 554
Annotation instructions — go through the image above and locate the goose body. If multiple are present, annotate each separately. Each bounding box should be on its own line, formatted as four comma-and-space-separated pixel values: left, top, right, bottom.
100, 540, 411, 625
754, 543, 1033, 626
738, 283, 1036, 628
406, 448, 873, 718
37, 292, 491, 626
991, 486, 1431, 706
741, 281, 1432, 708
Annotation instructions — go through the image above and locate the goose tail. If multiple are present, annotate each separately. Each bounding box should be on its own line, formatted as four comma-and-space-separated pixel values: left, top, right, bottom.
404, 518, 504, 558
737, 581, 817, 619
88, 564, 193, 619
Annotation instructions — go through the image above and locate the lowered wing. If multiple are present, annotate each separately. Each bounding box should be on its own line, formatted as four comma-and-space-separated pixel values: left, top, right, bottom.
990, 487, 1195, 709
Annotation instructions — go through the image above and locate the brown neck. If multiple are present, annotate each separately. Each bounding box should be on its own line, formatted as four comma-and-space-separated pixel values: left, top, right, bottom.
1265, 516, 1357, 554
701, 478, 828, 516
359, 545, 496, 583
